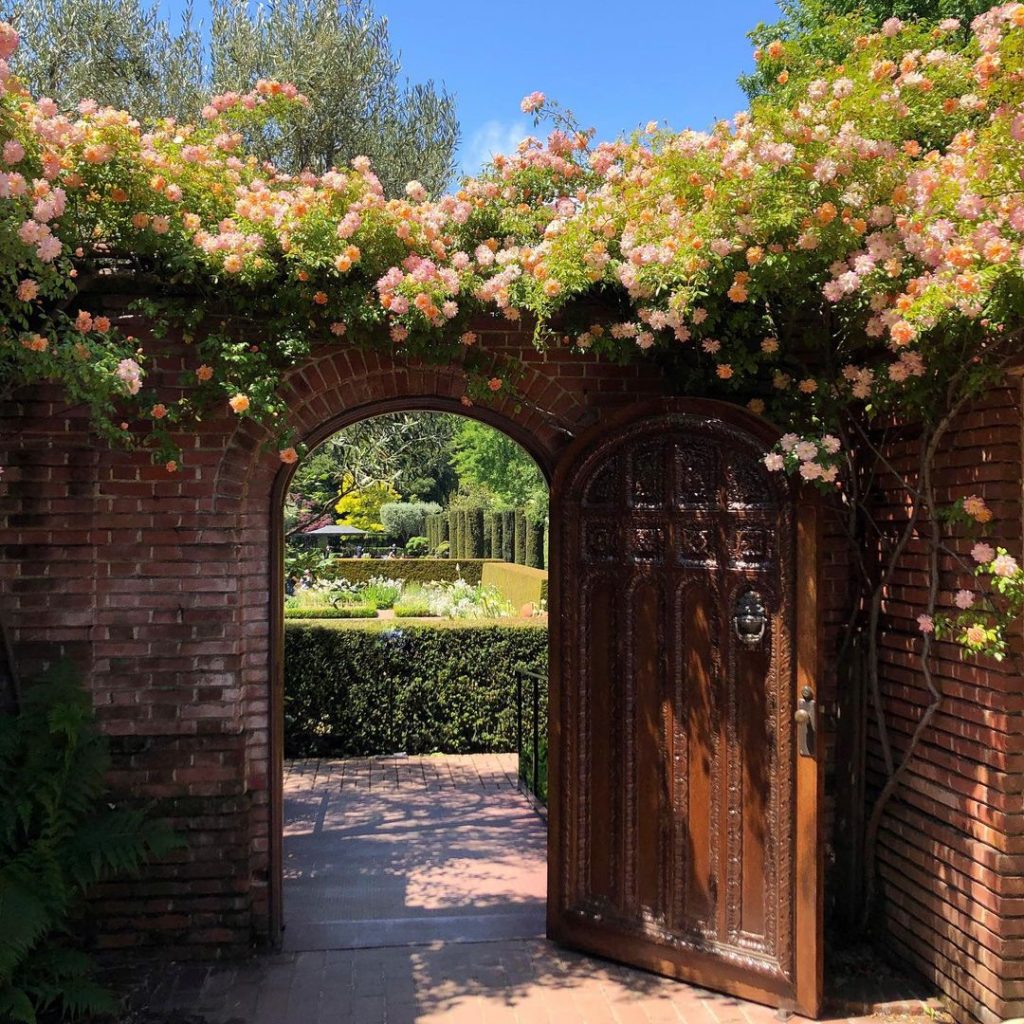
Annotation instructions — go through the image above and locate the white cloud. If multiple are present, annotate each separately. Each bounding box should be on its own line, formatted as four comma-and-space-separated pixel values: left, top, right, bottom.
459, 119, 530, 178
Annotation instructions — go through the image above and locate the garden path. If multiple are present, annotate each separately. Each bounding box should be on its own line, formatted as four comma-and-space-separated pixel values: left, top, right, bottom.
281, 753, 546, 951
138, 754, 938, 1024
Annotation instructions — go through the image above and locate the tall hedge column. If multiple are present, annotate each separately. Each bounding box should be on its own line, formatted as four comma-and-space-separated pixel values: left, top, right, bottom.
514, 510, 528, 565
526, 518, 545, 569
489, 513, 502, 559
501, 510, 514, 562
467, 508, 485, 558
448, 510, 460, 559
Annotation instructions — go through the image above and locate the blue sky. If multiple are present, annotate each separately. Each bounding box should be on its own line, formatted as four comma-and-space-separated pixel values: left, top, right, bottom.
157, 0, 782, 176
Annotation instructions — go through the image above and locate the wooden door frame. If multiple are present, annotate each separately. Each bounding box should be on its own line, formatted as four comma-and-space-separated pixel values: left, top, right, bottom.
546, 397, 824, 1017
267, 396, 556, 945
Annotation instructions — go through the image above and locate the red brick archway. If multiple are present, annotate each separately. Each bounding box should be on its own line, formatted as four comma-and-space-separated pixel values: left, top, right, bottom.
265, 393, 570, 938
0, 309, 664, 953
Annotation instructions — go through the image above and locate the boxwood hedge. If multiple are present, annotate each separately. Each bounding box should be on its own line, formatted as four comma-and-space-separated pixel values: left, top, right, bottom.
284, 605, 378, 619
284, 623, 548, 757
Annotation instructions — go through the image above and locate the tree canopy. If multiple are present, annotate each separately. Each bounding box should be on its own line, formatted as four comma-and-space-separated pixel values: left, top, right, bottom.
448, 419, 547, 514
284, 412, 457, 536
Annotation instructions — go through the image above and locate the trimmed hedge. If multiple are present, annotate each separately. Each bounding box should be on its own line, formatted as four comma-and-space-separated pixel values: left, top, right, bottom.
514, 510, 528, 565
525, 519, 545, 569
501, 510, 515, 562
284, 624, 548, 757
450, 510, 464, 559
467, 508, 485, 559
488, 512, 502, 560
326, 558, 496, 586
284, 605, 378, 619
481, 562, 548, 610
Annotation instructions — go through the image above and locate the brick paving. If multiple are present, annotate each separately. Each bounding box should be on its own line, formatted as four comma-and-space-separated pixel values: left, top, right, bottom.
139, 755, 935, 1024
282, 754, 545, 951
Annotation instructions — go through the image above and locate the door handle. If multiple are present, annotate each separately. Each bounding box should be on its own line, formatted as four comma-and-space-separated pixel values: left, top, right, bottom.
794, 686, 816, 758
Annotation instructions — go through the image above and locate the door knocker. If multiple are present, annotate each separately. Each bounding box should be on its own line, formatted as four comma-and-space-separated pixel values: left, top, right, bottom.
733, 590, 767, 646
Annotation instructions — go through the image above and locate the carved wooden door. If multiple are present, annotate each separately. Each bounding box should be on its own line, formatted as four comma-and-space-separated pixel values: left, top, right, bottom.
548, 399, 823, 1016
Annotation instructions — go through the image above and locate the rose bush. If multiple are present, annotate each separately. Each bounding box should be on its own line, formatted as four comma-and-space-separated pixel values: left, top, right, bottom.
3, 6, 1024, 664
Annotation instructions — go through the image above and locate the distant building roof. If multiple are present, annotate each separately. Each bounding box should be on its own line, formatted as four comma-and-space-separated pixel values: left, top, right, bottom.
303, 524, 368, 536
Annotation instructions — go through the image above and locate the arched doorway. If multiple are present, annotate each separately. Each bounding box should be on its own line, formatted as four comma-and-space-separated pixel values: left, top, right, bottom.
268, 396, 557, 944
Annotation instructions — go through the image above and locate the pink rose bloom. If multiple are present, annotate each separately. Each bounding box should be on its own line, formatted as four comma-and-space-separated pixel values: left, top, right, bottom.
520, 91, 545, 114
882, 17, 903, 36
0, 22, 19, 60
18, 219, 42, 245
972, 542, 995, 564
954, 589, 975, 610
799, 462, 823, 480
823, 281, 844, 303
917, 614, 934, 634
965, 625, 986, 646
763, 453, 785, 472
36, 235, 61, 261
3, 139, 23, 164
16, 279, 38, 301
115, 358, 143, 395
991, 554, 1019, 578
404, 180, 427, 202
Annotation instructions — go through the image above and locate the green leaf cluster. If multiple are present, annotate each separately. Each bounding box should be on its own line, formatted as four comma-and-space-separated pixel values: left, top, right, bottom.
0, 662, 181, 1022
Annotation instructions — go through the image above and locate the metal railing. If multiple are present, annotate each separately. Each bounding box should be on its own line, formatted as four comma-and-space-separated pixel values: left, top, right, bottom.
514, 662, 547, 805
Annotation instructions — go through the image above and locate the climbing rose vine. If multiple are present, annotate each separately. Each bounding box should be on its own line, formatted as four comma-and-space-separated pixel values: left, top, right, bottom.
3, 6, 1024, 658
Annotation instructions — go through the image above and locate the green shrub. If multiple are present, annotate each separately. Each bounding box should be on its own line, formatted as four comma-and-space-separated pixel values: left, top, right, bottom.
380, 502, 441, 543
404, 535, 429, 557
284, 605, 378, 619
327, 558, 494, 586
434, 541, 450, 558
481, 562, 548, 611
358, 577, 403, 609
0, 663, 180, 1023
393, 600, 434, 618
284, 624, 548, 757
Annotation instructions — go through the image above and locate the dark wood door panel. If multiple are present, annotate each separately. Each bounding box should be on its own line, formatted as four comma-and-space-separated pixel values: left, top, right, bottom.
549, 399, 823, 1016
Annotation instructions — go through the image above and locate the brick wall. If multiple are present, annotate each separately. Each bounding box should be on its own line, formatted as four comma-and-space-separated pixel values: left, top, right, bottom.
0, 306, 665, 957
865, 378, 1024, 1024
3, 301, 1023, 1023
